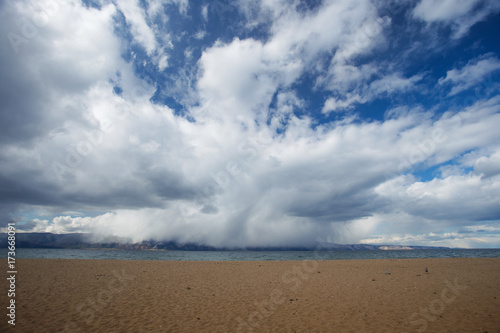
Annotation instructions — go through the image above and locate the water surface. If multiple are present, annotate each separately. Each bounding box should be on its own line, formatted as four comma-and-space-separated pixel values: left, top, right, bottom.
2, 248, 500, 261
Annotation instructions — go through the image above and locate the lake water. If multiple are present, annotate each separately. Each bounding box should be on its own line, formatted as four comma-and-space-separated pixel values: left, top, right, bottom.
2, 248, 500, 261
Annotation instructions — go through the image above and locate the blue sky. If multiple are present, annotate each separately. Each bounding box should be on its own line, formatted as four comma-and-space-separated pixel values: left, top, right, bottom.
1, 0, 500, 248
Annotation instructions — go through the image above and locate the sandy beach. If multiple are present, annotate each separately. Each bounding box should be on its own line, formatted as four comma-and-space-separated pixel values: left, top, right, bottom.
1, 257, 499, 332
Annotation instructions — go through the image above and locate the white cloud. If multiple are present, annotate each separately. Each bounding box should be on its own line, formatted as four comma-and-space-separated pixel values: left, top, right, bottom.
198, 0, 385, 117
465, 223, 500, 233
115, 0, 157, 55
438, 54, 500, 96
320, 63, 378, 94
369, 73, 423, 96
201, 4, 208, 21
322, 94, 363, 113
322, 73, 423, 113
413, 0, 500, 38
157, 54, 169, 71
360, 232, 500, 249
24, 90, 497, 247
114, 0, 174, 71
144, 0, 165, 17
413, 0, 479, 22
197, 37, 300, 120
376, 172, 500, 222
0, 0, 123, 146
265, 0, 377, 62
173, 0, 189, 15
193, 30, 206, 40
473, 151, 500, 178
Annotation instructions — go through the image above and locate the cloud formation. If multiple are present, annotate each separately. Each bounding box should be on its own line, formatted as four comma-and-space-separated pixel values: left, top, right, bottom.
438, 54, 500, 96
1, 0, 500, 248
413, 0, 500, 38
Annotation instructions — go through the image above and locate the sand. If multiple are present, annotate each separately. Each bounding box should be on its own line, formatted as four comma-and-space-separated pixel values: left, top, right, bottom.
1, 257, 499, 332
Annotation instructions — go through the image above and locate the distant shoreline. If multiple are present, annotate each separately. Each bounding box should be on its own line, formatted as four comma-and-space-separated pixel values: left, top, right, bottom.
0, 232, 454, 251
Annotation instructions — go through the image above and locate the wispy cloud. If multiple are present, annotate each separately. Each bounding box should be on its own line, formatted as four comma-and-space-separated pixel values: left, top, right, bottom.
413, 0, 500, 38
438, 54, 500, 96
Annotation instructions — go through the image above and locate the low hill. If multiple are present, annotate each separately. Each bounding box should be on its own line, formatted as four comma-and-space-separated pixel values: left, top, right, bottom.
0, 233, 449, 251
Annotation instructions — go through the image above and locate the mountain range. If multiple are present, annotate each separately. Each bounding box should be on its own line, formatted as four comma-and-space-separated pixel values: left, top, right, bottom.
0, 233, 449, 251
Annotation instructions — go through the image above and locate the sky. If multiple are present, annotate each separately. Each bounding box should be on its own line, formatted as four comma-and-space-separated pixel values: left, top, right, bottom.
1, 0, 500, 249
